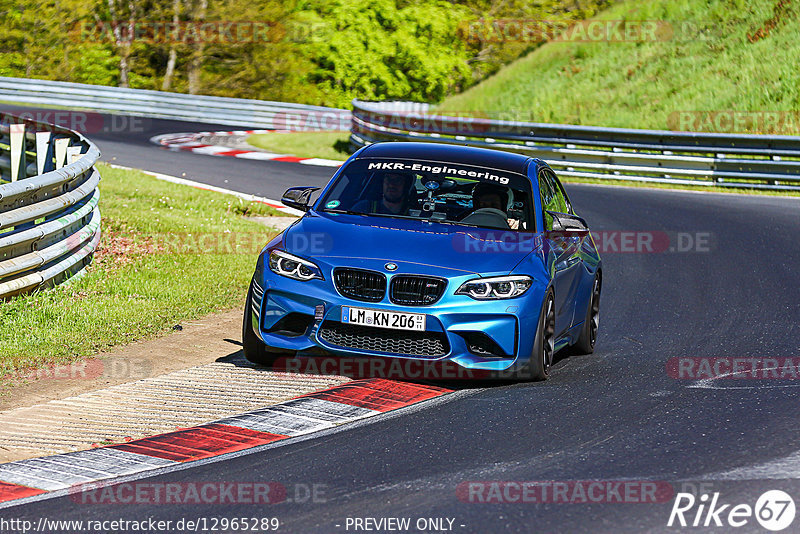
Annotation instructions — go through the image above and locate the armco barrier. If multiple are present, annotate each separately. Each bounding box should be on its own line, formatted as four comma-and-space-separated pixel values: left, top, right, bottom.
350, 100, 800, 191
0, 77, 350, 130
0, 112, 101, 298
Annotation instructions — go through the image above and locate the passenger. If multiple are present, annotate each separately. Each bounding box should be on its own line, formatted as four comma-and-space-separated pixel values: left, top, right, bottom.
352, 172, 414, 215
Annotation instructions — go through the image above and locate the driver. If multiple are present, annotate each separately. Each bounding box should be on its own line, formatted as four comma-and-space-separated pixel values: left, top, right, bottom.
471, 183, 520, 229
353, 172, 414, 215
472, 183, 508, 212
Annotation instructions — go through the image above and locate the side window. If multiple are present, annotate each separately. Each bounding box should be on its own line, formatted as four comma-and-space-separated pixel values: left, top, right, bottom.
548, 169, 572, 214
538, 171, 555, 209
543, 170, 568, 214
538, 169, 559, 230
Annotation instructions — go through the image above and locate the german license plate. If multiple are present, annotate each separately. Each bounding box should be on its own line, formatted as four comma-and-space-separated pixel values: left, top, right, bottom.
341, 306, 426, 331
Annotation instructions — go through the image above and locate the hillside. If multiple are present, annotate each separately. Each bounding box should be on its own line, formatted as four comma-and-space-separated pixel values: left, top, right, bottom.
438, 0, 800, 134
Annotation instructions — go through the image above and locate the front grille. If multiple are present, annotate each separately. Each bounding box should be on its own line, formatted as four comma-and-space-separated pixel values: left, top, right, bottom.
334, 268, 386, 302
318, 321, 449, 358
390, 275, 447, 306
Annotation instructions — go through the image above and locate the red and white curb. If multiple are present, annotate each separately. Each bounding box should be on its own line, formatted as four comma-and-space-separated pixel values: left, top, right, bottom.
0, 379, 451, 507
151, 130, 345, 168
106, 163, 304, 217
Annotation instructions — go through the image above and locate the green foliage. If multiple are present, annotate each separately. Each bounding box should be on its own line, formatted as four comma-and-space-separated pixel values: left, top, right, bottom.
439, 0, 800, 131
0, 0, 615, 106
71, 46, 119, 86
297, 0, 474, 106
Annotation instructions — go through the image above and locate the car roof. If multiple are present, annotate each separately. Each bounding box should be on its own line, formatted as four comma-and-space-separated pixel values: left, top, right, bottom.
356, 142, 534, 175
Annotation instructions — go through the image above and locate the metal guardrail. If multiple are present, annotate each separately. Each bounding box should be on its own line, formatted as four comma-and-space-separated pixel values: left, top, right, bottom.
351, 100, 800, 191
0, 77, 350, 130
0, 112, 101, 298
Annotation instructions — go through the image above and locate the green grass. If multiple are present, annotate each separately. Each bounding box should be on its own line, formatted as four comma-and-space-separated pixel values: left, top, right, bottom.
438, 0, 800, 132
247, 131, 351, 160
0, 163, 282, 377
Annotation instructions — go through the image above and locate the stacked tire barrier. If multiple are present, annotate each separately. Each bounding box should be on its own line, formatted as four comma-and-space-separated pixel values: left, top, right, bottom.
0, 112, 101, 298
350, 100, 800, 191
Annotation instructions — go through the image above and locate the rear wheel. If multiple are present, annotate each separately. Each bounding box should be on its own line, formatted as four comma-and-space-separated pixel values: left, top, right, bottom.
572, 274, 601, 355
519, 291, 555, 381
242, 281, 278, 366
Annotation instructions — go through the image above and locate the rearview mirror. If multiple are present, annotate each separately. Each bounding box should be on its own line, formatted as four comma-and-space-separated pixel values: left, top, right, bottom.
281, 186, 320, 212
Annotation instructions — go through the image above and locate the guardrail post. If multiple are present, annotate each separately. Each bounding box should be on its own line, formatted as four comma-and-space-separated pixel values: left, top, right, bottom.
9, 123, 25, 182
35, 131, 53, 174
54, 137, 69, 169
66, 146, 82, 165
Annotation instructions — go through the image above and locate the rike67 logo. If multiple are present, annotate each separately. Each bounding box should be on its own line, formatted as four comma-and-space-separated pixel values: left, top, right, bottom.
668, 490, 796, 531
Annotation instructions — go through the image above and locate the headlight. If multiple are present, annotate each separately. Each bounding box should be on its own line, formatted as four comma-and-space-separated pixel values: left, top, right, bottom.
268, 250, 324, 281
455, 275, 533, 300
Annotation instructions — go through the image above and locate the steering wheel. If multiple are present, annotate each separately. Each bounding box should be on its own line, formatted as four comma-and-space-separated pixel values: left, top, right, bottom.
460, 208, 510, 229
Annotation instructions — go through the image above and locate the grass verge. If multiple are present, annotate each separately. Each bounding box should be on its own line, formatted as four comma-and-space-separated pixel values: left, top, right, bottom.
247, 131, 351, 160
0, 163, 282, 378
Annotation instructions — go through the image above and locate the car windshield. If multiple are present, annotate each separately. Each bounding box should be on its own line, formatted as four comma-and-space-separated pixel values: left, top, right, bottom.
317, 157, 535, 231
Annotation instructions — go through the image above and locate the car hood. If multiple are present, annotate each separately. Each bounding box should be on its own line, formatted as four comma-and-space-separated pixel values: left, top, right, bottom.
282, 212, 540, 276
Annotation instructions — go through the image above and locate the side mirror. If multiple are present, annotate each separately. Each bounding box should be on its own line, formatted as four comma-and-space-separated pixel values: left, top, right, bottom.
548, 211, 565, 232
281, 186, 320, 212
546, 210, 587, 231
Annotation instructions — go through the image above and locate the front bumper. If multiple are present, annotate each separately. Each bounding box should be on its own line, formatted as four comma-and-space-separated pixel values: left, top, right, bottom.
250, 257, 547, 372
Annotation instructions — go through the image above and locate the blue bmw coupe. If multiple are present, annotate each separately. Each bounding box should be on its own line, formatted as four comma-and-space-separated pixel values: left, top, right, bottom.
243, 142, 601, 380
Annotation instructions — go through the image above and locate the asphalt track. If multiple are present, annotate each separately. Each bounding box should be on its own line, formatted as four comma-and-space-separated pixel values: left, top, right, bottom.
3, 110, 800, 532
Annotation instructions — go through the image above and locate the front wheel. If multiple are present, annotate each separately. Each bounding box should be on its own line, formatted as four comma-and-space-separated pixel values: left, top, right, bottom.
518, 291, 555, 381
572, 274, 601, 355
242, 280, 277, 366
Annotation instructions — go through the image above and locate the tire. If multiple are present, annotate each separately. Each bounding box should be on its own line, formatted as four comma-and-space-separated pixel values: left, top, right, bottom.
572, 274, 601, 355
242, 280, 278, 366
517, 290, 555, 381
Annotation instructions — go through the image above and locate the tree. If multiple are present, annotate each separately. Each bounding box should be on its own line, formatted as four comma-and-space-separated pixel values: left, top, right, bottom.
162, 0, 181, 91
102, 0, 139, 87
